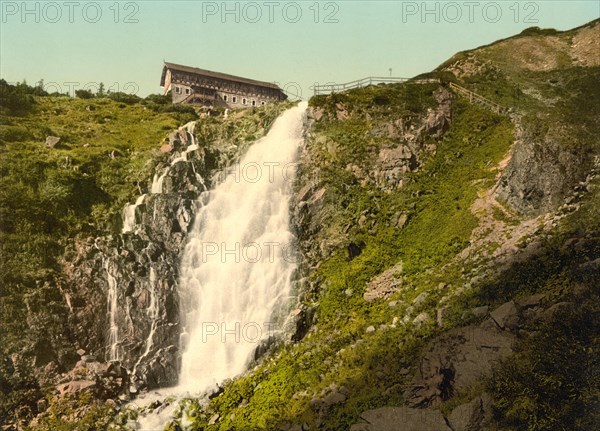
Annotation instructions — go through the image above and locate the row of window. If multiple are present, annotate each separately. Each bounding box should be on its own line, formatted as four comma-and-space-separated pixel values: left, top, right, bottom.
222, 95, 265, 106
174, 86, 267, 106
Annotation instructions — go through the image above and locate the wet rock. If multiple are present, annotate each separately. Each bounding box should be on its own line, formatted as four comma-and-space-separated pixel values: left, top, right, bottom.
58, 118, 256, 392
160, 143, 173, 153
138, 345, 179, 390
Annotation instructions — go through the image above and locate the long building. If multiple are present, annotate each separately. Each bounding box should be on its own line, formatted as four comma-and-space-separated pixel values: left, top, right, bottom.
160, 62, 287, 108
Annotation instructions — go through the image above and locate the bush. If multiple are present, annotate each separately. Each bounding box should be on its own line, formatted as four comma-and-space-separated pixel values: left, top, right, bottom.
0, 125, 34, 142
519, 26, 559, 37
107, 91, 141, 105
489, 300, 600, 431
74, 89, 94, 99
143, 93, 171, 105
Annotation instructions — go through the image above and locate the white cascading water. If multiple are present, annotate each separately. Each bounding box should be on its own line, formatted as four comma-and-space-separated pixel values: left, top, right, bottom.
151, 122, 199, 194
131, 267, 159, 376
178, 101, 307, 391
122, 194, 146, 233
105, 259, 120, 362
133, 102, 307, 430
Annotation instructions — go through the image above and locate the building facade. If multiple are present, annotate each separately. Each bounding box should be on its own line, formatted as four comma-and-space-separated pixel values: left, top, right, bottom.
160, 62, 287, 108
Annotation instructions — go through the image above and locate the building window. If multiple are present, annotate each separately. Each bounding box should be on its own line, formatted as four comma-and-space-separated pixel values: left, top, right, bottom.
251, 100, 256, 107
232, 96, 237, 103
223, 95, 228, 102
242, 98, 247, 105
185, 88, 190, 95
175, 86, 181, 94
261, 101, 265, 106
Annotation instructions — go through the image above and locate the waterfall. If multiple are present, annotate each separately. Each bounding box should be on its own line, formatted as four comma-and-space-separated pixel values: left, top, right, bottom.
131, 102, 307, 430
122, 194, 146, 233
151, 123, 199, 194
178, 101, 307, 391
105, 259, 120, 362
131, 267, 160, 376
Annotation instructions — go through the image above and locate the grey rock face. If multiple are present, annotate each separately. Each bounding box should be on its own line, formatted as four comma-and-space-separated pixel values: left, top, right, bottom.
490, 300, 520, 330
447, 393, 493, 431
408, 323, 514, 407
495, 117, 594, 215
350, 407, 452, 431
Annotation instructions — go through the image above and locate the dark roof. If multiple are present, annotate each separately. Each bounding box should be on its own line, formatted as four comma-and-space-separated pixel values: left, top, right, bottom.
161, 62, 282, 91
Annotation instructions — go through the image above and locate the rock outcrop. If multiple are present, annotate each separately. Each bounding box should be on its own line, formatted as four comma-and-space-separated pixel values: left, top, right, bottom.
408, 321, 515, 407
495, 117, 595, 215
60, 119, 276, 396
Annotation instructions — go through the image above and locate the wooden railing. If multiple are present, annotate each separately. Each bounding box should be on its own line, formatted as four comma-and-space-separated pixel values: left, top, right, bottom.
312, 77, 409, 95
311, 78, 508, 116
449, 82, 506, 114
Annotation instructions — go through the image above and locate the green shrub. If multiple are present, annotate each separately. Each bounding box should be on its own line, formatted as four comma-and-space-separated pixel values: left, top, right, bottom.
74, 89, 94, 99
489, 300, 600, 431
0, 125, 34, 142
107, 91, 141, 105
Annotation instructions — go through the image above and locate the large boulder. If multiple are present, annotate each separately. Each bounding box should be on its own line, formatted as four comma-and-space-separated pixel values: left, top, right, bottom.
447, 393, 494, 431
408, 321, 514, 407
350, 407, 451, 431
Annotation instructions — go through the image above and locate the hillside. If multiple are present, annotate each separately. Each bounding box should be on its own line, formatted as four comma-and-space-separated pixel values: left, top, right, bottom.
1, 19, 599, 431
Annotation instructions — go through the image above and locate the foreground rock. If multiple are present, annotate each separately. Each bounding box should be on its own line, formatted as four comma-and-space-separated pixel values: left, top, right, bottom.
350, 407, 451, 431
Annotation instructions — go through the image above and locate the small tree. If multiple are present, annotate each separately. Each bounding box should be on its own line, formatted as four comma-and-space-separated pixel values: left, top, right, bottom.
75, 89, 94, 99
97, 82, 105, 97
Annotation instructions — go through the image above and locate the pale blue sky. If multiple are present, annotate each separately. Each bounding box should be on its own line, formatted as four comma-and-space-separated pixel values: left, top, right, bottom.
1, 1, 598, 98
